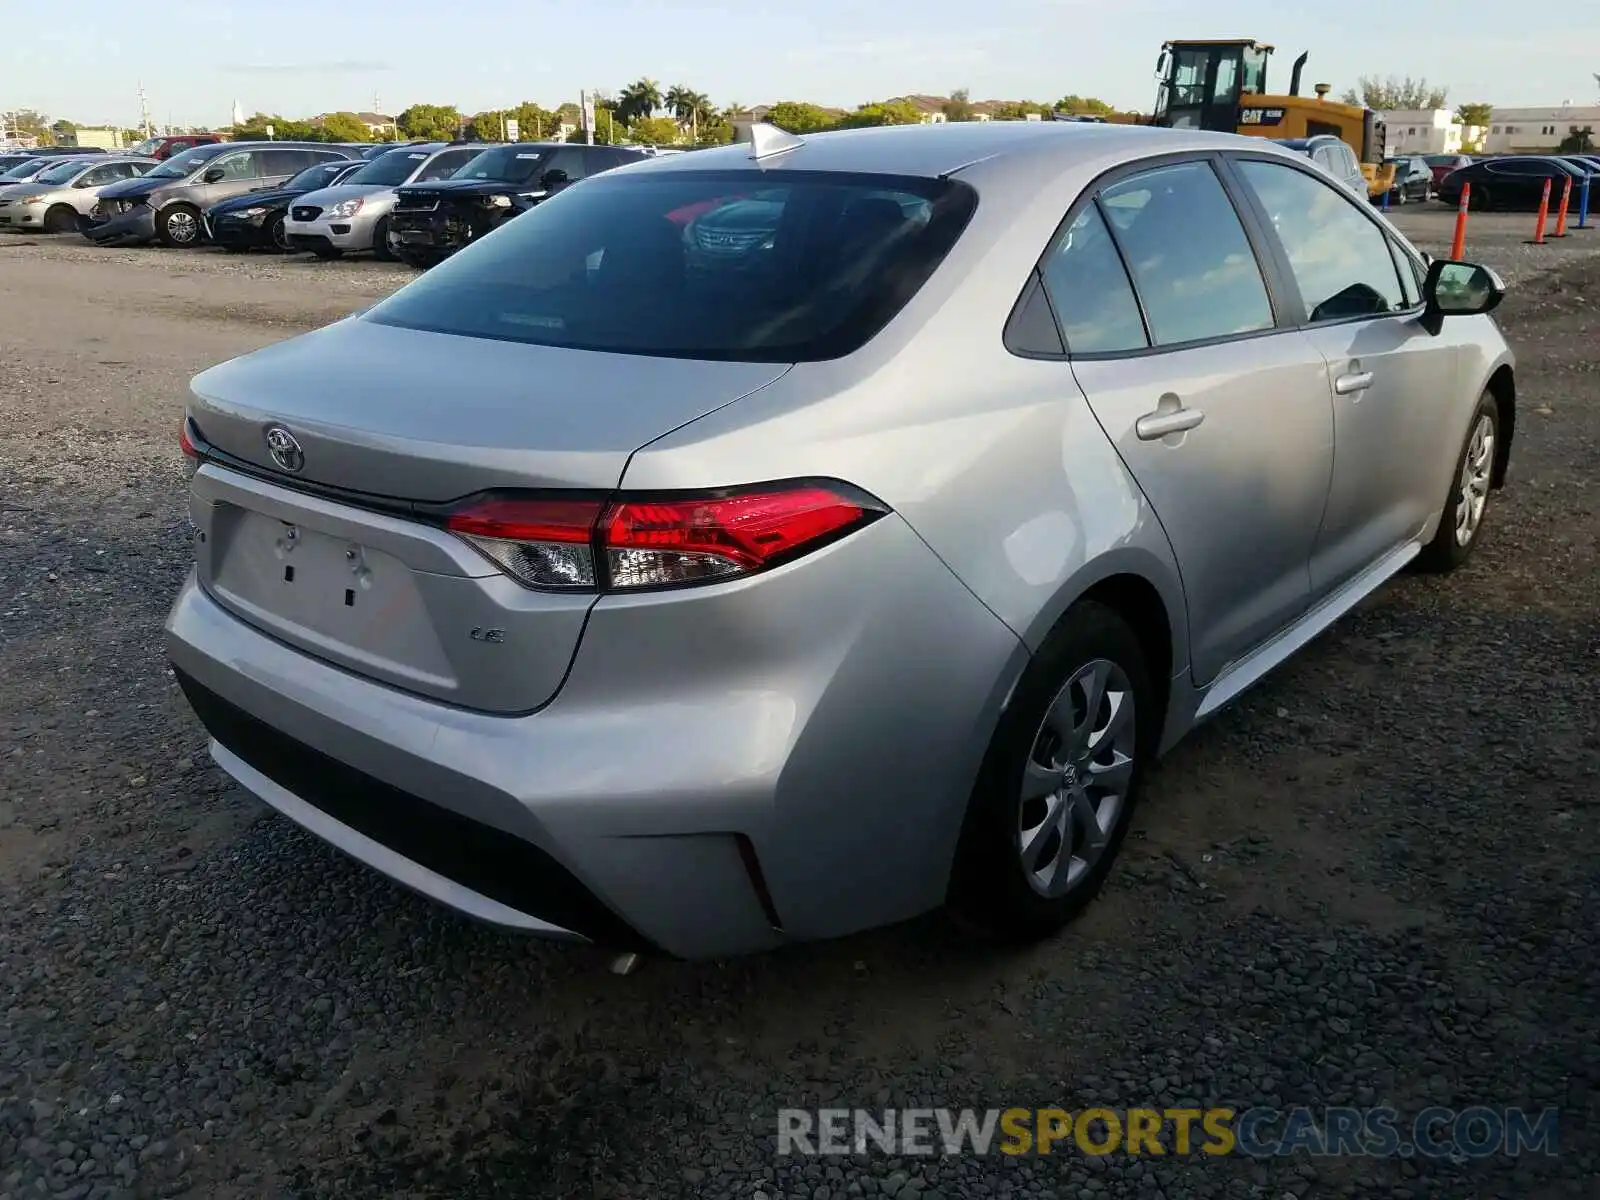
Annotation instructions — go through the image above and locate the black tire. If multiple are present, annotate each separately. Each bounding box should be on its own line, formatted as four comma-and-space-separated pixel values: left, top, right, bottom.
155, 203, 203, 247
1416, 391, 1501, 574
312, 246, 343, 260
371, 217, 395, 261
43, 205, 78, 234
949, 601, 1155, 942
1469, 186, 1492, 212
266, 213, 290, 253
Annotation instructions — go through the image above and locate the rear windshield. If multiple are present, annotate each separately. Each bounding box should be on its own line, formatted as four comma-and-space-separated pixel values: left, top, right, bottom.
451, 146, 548, 184
364, 169, 977, 362
343, 148, 434, 186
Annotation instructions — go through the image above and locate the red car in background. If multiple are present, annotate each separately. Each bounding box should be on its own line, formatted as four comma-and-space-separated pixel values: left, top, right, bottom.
1425, 154, 1474, 188
125, 133, 228, 161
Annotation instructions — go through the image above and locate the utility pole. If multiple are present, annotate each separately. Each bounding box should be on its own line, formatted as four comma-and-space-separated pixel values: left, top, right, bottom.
137, 82, 153, 138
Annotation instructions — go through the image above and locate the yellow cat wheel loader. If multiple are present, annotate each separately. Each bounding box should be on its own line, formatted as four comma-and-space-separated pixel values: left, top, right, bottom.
1090, 39, 1397, 200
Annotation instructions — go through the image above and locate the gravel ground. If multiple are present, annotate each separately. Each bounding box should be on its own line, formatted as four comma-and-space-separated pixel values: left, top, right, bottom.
1, 231, 1598, 1200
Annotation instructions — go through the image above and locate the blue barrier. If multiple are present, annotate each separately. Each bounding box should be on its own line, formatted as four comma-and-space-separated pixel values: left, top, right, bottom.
1578, 174, 1591, 231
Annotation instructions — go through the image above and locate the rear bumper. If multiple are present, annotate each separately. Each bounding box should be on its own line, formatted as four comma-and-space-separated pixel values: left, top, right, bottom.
164, 513, 1024, 959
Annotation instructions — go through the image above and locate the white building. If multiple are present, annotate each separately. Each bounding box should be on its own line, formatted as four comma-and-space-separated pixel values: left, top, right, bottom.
1483, 104, 1600, 154
1380, 109, 1473, 155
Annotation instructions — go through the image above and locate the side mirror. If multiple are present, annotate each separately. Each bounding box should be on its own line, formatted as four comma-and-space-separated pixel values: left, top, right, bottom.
202, 167, 226, 183
1420, 260, 1505, 335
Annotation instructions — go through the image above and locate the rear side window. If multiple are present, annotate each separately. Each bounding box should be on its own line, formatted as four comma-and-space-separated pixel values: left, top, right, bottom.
365, 169, 978, 362
262, 149, 310, 175
1039, 204, 1147, 354
1097, 162, 1274, 346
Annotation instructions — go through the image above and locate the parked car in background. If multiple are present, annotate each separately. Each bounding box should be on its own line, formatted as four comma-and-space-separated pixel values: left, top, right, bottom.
387, 142, 647, 267
282, 142, 490, 260
203, 159, 365, 252
1269, 135, 1365, 197
1556, 155, 1599, 178
1385, 156, 1433, 204
1423, 154, 1473, 189
83, 142, 361, 247
125, 133, 226, 160
0, 156, 157, 233
1437, 155, 1589, 210
0, 154, 102, 192
167, 123, 1515, 960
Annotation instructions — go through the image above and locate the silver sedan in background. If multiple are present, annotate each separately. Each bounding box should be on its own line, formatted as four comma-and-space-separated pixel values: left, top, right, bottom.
167, 122, 1515, 960
0, 156, 158, 233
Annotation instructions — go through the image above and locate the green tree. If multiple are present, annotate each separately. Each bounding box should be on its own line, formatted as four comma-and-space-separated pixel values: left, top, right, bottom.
837, 100, 924, 128
11, 109, 51, 139
1340, 76, 1447, 110
319, 112, 371, 142
765, 101, 838, 134
1055, 94, 1114, 116
234, 112, 322, 141
1454, 102, 1493, 128
397, 103, 463, 140
615, 78, 662, 126
942, 88, 974, 122
665, 85, 714, 140
562, 100, 622, 144
1559, 129, 1595, 153
991, 101, 1052, 121
512, 101, 560, 140
626, 115, 682, 146
48, 118, 77, 144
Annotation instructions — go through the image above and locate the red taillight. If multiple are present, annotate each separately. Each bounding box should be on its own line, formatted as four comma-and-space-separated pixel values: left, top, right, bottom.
180, 419, 202, 479
443, 482, 884, 593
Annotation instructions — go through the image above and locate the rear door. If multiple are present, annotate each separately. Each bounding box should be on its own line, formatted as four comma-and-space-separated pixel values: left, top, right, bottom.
261, 148, 313, 185
1228, 153, 1463, 595
1048, 155, 1335, 684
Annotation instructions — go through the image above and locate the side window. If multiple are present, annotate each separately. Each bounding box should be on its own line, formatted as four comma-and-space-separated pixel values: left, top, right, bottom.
1235, 159, 1407, 323
211, 151, 260, 180
310, 150, 352, 166
78, 164, 119, 186
416, 149, 476, 181
543, 150, 587, 182
1097, 161, 1275, 347
1038, 203, 1147, 354
262, 149, 310, 176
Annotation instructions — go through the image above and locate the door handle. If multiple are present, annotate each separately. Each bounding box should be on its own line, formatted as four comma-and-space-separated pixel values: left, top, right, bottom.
1334, 371, 1374, 395
1135, 406, 1205, 440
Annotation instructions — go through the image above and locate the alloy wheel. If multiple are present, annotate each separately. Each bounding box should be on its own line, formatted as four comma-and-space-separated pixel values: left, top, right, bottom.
166, 210, 198, 244
1017, 659, 1137, 898
1454, 414, 1495, 546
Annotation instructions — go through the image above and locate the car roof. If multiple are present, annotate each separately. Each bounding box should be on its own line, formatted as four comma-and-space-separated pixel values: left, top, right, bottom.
621, 121, 1283, 182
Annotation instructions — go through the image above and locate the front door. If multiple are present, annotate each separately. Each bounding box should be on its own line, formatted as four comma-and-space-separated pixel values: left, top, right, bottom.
1044, 157, 1335, 684
1229, 156, 1465, 594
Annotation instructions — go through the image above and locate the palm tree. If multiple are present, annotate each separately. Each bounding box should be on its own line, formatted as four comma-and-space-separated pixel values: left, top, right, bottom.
616, 78, 662, 126
666, 86, 714, 141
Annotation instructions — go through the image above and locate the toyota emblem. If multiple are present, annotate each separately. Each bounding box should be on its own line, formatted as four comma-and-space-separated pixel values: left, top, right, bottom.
264, 425, 305, 474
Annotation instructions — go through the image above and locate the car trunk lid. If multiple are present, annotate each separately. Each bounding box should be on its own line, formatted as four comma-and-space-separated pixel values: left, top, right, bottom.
186, 317, 790, 712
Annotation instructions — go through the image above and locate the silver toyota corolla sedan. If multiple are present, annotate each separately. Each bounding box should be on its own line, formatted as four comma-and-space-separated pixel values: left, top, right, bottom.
167, 121, 1515, 960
